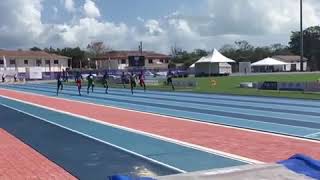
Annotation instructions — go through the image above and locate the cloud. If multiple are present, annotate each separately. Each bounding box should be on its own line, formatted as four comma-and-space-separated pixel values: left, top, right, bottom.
0, 0, 320, 53
200, 0, 320, 36
137, 16, 145, 23
64, 0, 75, 13
145, 20, 163, 35
0, 0, 43, 48
83, 0, 101, 18
53, 6, 58, 14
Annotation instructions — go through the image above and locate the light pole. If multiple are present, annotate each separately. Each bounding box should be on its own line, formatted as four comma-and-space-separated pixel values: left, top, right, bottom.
300, 0, 304, 72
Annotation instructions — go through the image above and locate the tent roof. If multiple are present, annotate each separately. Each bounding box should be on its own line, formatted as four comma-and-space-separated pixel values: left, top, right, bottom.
189, 49, 235, 68
251, 57, 289, 66
210, 49, 236, 63
190, 57, 207, 68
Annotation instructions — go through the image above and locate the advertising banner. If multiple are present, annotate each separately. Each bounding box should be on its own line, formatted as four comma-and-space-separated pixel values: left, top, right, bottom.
278, 82, 305, 91
27, 67, 43, 80
304, 82, 320, 92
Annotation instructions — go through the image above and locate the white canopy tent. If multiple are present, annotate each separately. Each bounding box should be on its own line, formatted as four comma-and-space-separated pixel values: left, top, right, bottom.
251, 57, 289, 66
251, 57, 289, 72
190, 57, 207, 68
192, 49, 235, 76
210, 49, 236, 63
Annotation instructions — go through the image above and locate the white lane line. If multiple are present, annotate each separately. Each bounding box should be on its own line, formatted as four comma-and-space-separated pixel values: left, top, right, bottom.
21, 84, 320, 124
0, 93, 261, 164
0, 102, 186, 173
305, 132, 320, 138
1, 88, 319, 144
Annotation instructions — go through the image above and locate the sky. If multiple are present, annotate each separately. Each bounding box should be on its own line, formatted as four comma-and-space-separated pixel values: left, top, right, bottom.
0, 0, 320, 53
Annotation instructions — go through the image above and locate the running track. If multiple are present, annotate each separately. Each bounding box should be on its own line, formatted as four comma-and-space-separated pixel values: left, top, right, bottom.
1, 84, 320, 179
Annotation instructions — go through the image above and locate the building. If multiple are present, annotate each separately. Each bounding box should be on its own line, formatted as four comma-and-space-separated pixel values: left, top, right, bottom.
95, 50, 171, 70
272, 55, 308, 71
0, 50, 70, 73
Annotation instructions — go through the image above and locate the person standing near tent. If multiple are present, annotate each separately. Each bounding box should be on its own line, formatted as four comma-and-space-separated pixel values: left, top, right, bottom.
129, 72, 136, 94
56, 74, 63, 96
75, 72, 83, 96
103, 71, 109, 94
139, 71, 146, 92
87, 72, 95, 94
167, 70, 175, 91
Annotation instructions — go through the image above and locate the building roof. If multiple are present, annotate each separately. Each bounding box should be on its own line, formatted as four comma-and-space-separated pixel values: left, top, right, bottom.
0, 50, 70, 60
95, 50, 171, 60
272, 55, 308, 62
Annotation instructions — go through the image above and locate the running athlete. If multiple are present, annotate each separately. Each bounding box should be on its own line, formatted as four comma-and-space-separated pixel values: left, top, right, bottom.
56, 74, 63, 96
121, 72, 127, 88
2, 74, 5, 83
14, 74, 18, 82
129, 73, 136, 95
139, 71, 146, 92
87, 72, 95, 94
103, 72, 109, 94
62, 69, 66, 81
75, 72, 83, 96
167, 70, 175, 91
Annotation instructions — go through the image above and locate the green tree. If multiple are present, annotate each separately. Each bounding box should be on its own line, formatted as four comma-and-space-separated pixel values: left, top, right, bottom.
57, 47, 86, 69
289, 26, 320, 70
220, 41, 290, 63
30, 47, 42, 51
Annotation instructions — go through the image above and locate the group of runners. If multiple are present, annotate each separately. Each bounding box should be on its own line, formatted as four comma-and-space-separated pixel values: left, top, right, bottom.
1, 73, 19, 83
56, 70, 175, 96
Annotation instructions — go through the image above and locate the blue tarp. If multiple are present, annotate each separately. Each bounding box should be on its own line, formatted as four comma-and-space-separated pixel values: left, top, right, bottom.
278, 154, 320, 180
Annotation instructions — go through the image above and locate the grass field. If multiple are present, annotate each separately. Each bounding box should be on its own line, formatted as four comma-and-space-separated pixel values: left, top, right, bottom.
194, 73, 320, 99
59, 73, 320, 100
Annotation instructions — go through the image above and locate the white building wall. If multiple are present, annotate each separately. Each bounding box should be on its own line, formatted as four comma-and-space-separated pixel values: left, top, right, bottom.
97, 58, 170, 70
145, 58, 169, 69
0, 58, 68, 73
284, 62, 307, 71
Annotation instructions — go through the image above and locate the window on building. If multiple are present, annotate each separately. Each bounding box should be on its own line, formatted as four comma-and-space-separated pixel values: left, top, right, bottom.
121, 59, 126, 64
0, 60, 3, 65
165, 59, 169, 63
160, 59, 164, 63
24, 60, 28, 65
54, 60, 59, 64
10, 59, 16, 65
45, 60, 50, 65
148, 59, 153, 64
36, 60, 42, 66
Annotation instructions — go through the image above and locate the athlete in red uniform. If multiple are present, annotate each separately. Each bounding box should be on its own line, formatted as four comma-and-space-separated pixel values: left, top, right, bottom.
75, 73, 83, 96
139, 71, 146, 92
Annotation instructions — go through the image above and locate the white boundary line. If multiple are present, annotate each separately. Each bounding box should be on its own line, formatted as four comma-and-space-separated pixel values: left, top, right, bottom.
0, 102, 186, 173
0, 92, 262, 164
1, 88, 319, 144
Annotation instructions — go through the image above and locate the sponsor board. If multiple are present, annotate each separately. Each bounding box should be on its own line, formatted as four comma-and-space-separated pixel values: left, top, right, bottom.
257, 81, 278, 90
278, 82, 305, 91
304, 82, 320, 92
172, 79, 197, 87
27, 67, 43, 80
